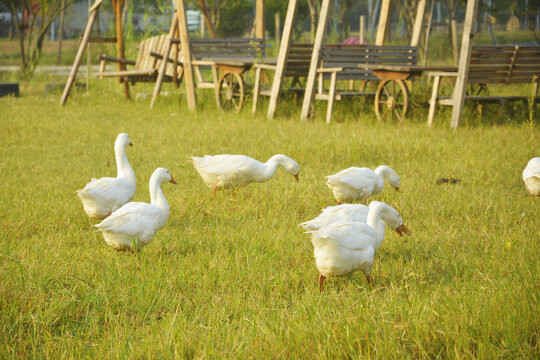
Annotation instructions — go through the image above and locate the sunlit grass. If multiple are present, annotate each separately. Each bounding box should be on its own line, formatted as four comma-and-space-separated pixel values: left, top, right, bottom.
0, 75, 538, 358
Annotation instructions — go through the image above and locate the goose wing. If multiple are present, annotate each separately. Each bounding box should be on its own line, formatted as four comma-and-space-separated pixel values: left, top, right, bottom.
96, 202, 163, 240
300, 204, 369, 230
523, 157, 540, 181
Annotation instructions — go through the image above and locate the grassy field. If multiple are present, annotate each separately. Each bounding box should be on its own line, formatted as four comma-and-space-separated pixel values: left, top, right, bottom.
0, 74, 539, 358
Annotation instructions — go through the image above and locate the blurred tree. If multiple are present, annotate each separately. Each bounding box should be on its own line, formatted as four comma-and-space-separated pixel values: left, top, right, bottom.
2, 0, 72, 78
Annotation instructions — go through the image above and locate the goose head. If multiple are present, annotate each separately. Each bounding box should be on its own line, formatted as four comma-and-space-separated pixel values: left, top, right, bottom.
369, 201, 411, 237
151, 167, 177, 185
272, 154, 300, 182
116, 133, 133, 148
375, 165, 400, 191
288, 160, 301, 182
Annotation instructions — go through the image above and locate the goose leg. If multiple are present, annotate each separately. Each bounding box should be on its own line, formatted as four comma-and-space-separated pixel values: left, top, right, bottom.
318, 273, 326, 292
366, 275, 373, 283
213, 186, 218, 196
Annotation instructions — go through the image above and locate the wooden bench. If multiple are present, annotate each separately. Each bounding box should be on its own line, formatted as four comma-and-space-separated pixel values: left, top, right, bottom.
183, 37, 265, 112
315, 44, 417, 123
97, 34, 182, 88
427, 45, 540, 126
251, 43, 314, 114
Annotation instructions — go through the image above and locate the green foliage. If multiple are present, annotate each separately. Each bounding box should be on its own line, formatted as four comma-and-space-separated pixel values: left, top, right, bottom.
0, 74, 538, 358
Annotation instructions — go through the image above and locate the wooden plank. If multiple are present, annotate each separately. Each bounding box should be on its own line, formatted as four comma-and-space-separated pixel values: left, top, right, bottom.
151, 14, 178, 109
176, 0, 197, 111
300, 0, 331, 121
450, 0, 479, 129
267, 0, 299, 120
97, 69, 157, 77
375, 0, 391, 45
410, 0, 426, 47
60, 6, 99, 106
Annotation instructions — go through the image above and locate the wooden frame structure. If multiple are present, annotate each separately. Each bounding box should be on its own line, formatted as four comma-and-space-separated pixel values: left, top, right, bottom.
60, 0, 132, 105
160, 0, 268, 112
300, 0, 428, 122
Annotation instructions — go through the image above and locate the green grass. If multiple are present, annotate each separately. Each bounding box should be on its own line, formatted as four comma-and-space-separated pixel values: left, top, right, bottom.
0, 74, 539, 358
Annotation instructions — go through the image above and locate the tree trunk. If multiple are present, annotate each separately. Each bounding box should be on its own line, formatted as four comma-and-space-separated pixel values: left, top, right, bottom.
306, 0, 318, 43
56, 0, 65, 65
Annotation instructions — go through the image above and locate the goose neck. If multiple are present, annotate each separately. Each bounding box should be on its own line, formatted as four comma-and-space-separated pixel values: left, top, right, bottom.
149, 178, 169, 212
115, 143, 135, 181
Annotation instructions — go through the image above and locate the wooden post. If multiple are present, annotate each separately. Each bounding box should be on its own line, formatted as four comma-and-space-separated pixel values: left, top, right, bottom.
60, 1, 101, 106
360, 15, 365, 44
375, 0, 391, 45
197, 0, 216, 38
176, 0, 197, 111
275, 13, 280, 49
451, 18, 458, 65
200, 13, 205, 36
113, 0, 130, 99
256, 0, 265, 41
300, 0, 331, 121
410, 0, 426, 47
267, 0, 298, 120
150, 14, 178, 109
450, 0, 479, 129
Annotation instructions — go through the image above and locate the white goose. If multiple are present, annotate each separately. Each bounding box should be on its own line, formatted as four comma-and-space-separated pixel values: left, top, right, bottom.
77, 133, 136, 219
192, 154, 300, 194
523, 157, 540, 198
95, 168, 176, 251
326, 165, 400, 204
304, 201, 411, 291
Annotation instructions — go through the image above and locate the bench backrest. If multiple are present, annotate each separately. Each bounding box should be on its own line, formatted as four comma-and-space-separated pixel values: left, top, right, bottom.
135, 34, 169, 70
469, 45, 540, 85
134, 34, 182, 78
321, 44, 417, 80
190, 38, 265, 59
284, 43, 314, 78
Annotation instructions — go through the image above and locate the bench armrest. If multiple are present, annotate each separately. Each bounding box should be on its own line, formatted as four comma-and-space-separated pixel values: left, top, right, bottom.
427, 71, 457, 77
317, 67, 343, 73
98, 55, 136, 66
253, 63, 277, 71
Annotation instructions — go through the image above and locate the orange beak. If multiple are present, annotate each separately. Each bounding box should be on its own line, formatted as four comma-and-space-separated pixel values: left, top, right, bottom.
395, 224, 411, 237
294, 173, 299, 182
169, 175, 177, 184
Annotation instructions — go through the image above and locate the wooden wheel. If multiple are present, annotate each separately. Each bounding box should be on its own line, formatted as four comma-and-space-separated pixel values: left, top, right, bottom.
374, 79, 409, 124
217, 72, 244, 112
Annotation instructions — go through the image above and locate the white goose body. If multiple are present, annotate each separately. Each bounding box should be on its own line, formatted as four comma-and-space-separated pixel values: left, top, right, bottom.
305, 201, 410, 290
77, 133, 136, 219
523, 157, 540, 198
192, 154, 299, 192
326, 165, 400, 204
95, 168, 176, 251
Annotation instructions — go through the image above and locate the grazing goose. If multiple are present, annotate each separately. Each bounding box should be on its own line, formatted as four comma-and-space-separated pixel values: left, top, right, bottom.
304, 201, 411, 291
95, 168, 176, 251
192, 154, 300, 194
523, 157, 540, 199
77, 133, 136, 219
326, 165, 400, 204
